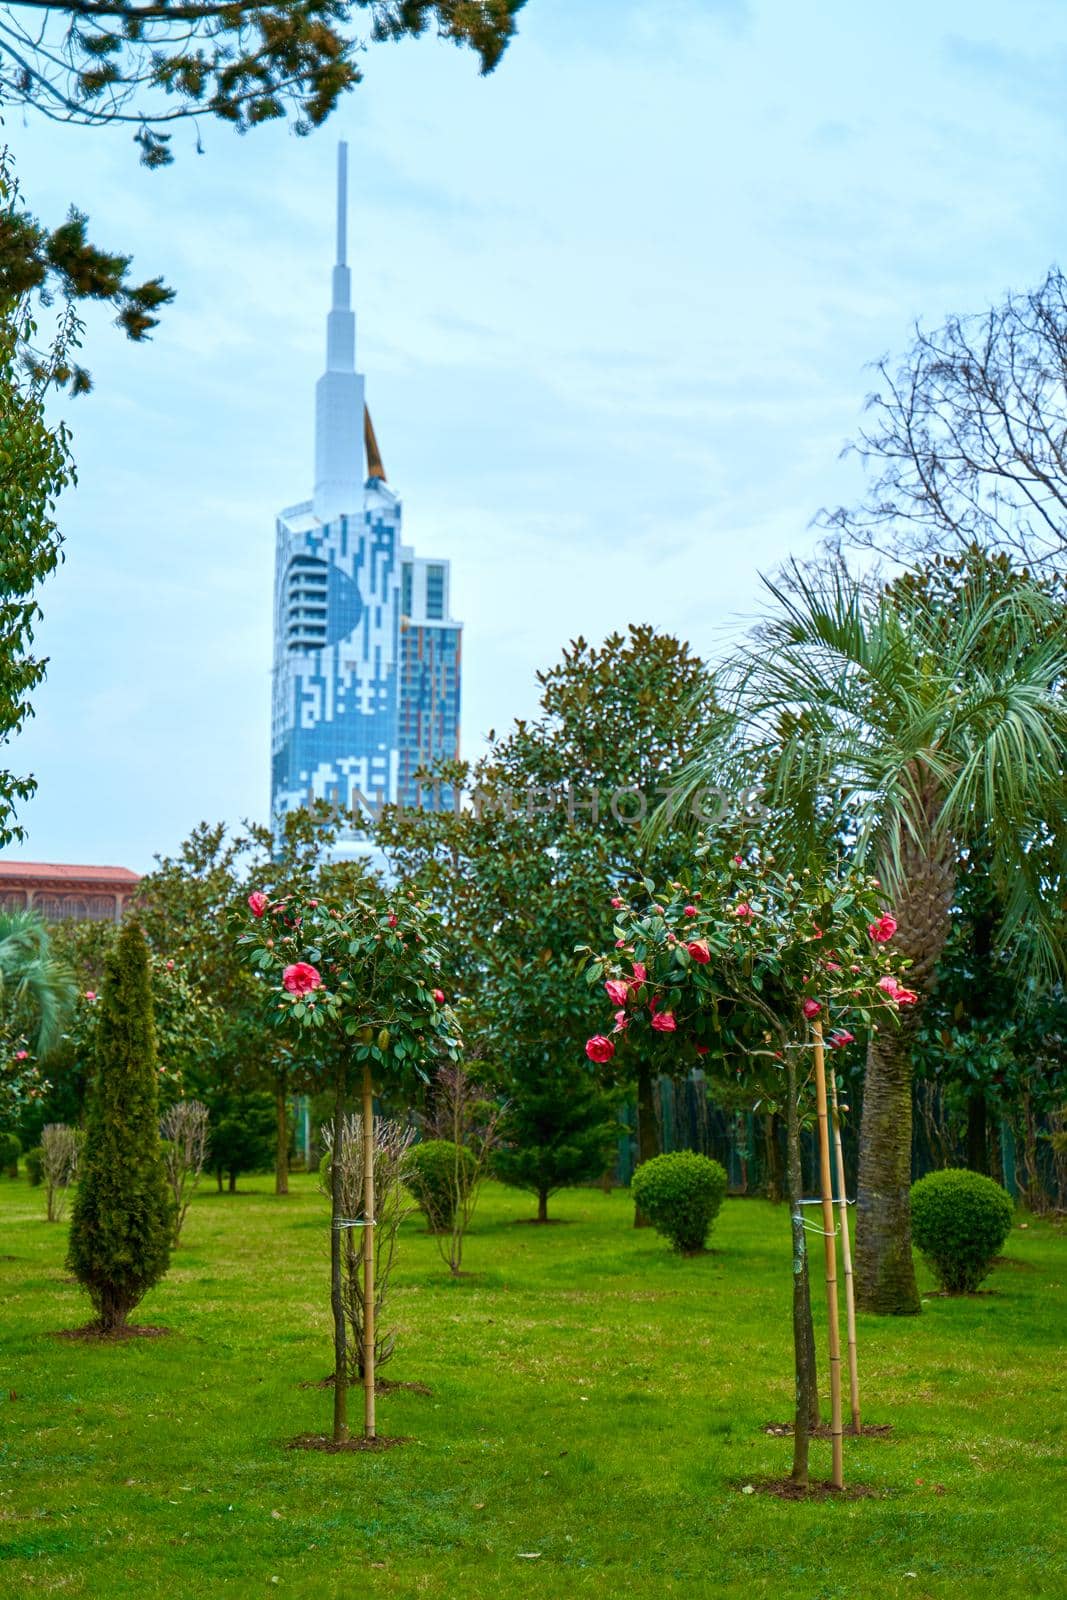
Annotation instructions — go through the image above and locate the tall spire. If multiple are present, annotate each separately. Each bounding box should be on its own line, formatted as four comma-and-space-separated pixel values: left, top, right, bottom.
314, 140, 364, 521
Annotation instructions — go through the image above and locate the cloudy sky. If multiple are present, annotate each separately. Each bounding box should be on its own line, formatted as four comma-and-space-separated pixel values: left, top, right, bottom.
4, 0, 1066, 871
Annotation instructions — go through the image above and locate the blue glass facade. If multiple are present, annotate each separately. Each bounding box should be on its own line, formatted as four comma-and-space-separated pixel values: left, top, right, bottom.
271, 144, 461, 839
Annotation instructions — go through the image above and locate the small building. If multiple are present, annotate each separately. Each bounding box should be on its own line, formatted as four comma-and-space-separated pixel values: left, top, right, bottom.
0, 862, 140, 923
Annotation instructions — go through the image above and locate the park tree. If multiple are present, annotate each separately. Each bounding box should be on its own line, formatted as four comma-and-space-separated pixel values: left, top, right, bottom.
493, 1064, 619, 1222
67, 922, 172, 1334
676, 554, 1066, 1314
821, 267, 1067, 575
376, 626, 719, 1214
237, 883, 459, 1446
583, 844, 913, 1491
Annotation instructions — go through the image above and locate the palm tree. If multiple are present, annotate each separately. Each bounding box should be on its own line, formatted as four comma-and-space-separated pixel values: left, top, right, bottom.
681, 554, 1066, 1313
0, 909, 77, 1056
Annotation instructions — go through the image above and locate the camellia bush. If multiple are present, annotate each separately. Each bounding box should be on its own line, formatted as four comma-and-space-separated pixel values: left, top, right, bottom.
910, 1168, 1014, 1294
236, 886, 459, 1447
581, 842, 914, 1489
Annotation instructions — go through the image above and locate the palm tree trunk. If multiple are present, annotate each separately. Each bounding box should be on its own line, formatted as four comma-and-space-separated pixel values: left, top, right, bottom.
856, 791, 954, 1315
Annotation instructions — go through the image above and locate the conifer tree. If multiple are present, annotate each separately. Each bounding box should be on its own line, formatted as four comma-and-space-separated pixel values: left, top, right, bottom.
494, 1066, 619, 1223
67, 922, 172, 1333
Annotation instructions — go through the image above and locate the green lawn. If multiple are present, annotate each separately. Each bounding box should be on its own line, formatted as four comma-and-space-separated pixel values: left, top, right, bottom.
1, 1174, 1064, 1599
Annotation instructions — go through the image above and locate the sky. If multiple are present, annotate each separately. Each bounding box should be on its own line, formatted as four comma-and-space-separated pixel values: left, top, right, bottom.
4, 0, 1067, 872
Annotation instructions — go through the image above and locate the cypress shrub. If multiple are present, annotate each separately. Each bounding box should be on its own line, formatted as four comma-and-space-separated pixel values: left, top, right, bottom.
67, 922, 172, 1332
24, 1146, 43, 1186
910, 1169, 1014, 1294
0, 1130, 20, 1176
631, 1151, 728, 1254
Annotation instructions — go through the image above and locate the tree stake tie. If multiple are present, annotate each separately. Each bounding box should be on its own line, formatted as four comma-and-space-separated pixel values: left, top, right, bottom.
333, 1217, 375, 1229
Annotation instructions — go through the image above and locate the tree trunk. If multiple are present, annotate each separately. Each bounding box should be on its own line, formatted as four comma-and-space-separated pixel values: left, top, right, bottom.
966, 1091, 989, 1175
537, 1188, 549, 1223
633, 1061, 659, 1227
857, 788, 954, 1315
275, 1068, 290, 1195
360, 1064, 376, 1440
786, 1051, 817, 1486
330, 1064, 348, 1444
216, 1169, 223, 1194
227, 1171, 237, 1194
764, 1112, 785, 1203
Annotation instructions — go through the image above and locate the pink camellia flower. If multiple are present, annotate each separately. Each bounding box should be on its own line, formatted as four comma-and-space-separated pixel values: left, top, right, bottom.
824, 960, 842, 973
877, 975, 900, 996
615, 939, 626, 949
695, 1044, 709, 1057
868, 913, 898, 944
14, 1049, 28, 1060
282, 962, 323, 997
895, 987, 918, 1007
85, 991, 96, 1002
651, 1011, 677, 1033
585, 1034, 615, 1064
604, 979, 630, 1007
652, 905, 664, 916
248, 891, 269, 918
684, 905, 698, 917
632, 962, 647, 983
166, 959, 175, 971
733, 902, 755, 924
612, 1009, 629, 1034
387, 913, 398, 928
432, 989, 445, 1005
610, 896, 623, 909
829, 1030, 855, 1049
687, 940, 711, 965
802, 999, 822, 1019
733, 855, 743, 866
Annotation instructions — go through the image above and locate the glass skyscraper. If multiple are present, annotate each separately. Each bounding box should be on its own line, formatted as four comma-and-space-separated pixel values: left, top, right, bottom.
271, 143, 462, 837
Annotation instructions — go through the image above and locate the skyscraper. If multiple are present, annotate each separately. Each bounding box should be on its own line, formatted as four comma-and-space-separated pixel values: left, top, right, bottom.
271, 144, 462, 838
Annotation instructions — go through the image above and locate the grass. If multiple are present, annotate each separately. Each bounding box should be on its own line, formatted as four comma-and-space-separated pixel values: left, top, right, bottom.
1, 1174, 1065, 1599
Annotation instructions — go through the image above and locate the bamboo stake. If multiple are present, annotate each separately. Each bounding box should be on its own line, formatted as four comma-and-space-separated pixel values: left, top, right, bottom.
361, 1064, 376, 1440
811, 1019, 844, 1489
829, 1064, 861, 1434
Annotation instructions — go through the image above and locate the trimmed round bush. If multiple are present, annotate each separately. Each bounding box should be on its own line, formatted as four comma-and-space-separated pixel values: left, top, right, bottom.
24, 1146, 43, 1186
631, 1152, 728, 1254
910, 1168, 1014, 1294
405, 1139, 475, 1234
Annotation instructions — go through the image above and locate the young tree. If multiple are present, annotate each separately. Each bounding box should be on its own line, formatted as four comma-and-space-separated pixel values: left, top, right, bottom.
67, 923, 172, 1334
583, 845, 912, 1490
237, 885, 459, 1444
494, 1063, 618, 1222
160, 1098, 210, 1243
421, 1062, 501, 1273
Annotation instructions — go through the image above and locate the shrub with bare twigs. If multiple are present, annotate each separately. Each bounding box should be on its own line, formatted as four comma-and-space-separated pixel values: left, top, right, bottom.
422, 1064, 503, 1277
319, 1114, 417, 1384
160, 1099, 210, 1245
41, 1123, 81, 1223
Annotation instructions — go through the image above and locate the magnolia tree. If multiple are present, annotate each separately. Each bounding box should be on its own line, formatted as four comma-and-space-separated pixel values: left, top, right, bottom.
582, 845, 913, 1491
237, 887, 459, 1447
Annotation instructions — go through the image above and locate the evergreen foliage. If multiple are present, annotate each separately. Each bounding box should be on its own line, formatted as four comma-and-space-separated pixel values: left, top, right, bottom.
406, 1138, 476, 1233
631, 1152, 727, 1255
494, 1067, 618, 1221
67, 922, 172, 1332
910, 1169, 1014, 1294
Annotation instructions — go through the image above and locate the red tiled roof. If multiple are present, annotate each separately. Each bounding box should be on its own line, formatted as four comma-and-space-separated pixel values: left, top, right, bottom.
0, 862, 140, 883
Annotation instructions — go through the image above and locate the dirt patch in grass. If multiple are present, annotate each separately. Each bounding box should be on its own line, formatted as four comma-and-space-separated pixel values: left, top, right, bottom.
762, 1421, 894, 1439
746, 1478, 880, 1502
52, 1323, 171, 1343
512, 1217, 574, 1226
286, 1432, 410, 1454
299, 1374, 432, 1396
922, 1289, 997, 1299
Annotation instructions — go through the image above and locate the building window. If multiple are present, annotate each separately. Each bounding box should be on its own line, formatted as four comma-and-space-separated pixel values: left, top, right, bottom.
401, 562, 413, 617
426, 564, 445, 620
